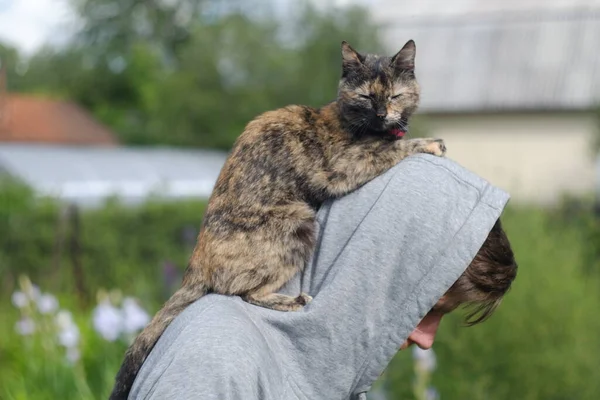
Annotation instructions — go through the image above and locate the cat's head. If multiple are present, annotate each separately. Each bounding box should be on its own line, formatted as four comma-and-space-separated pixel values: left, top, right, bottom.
337, 40, 420, 139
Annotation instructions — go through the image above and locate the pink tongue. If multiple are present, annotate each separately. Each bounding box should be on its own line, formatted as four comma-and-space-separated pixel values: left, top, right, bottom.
390, 128, 406, 137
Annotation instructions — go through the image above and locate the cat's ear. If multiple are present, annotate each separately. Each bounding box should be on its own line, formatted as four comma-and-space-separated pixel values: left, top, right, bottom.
391, 40, 416, 71
341, 41, 365, 69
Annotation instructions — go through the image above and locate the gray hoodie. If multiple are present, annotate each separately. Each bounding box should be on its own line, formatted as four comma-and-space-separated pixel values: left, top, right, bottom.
129, 154, 510, 400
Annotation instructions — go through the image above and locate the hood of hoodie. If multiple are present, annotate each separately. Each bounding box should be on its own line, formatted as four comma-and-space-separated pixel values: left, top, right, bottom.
251, 154, 510, 399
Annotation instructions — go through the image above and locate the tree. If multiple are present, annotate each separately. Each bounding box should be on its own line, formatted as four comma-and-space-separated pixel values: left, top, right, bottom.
69, 0, 208, 68
137, 3, 385, 149
0, 43, 23, 91
6, 0, 386, 149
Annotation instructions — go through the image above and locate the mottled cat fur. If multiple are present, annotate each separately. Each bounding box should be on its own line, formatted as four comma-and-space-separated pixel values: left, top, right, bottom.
110, 40, 446, 399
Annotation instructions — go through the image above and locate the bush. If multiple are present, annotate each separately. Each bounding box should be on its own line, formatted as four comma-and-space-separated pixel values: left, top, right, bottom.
1, 179, 207, 309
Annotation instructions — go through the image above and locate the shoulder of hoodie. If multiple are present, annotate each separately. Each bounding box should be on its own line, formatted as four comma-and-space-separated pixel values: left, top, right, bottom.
134, 296, 292, 399
157, 294, 279, 366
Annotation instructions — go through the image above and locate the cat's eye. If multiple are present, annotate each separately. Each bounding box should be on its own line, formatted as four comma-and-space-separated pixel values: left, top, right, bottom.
359, 94, 372, 100
391, 94, 402, 100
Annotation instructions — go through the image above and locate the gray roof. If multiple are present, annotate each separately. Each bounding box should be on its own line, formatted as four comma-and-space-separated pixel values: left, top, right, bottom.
378, 7, 600, 112
0, 144, 228, 207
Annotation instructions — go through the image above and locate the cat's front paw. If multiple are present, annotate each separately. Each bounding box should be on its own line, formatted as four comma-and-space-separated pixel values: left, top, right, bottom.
296, 292, 313, 306
421, 138, 446, 157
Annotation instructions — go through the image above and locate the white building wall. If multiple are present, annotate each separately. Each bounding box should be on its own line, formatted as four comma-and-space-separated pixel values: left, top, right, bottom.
420, 112, 598, 205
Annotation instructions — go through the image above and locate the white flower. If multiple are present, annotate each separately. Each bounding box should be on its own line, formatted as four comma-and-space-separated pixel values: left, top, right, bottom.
15, 317, 35, 335
11, 291, 28, 308
122, 297, 150, 334
37, 293, 59, 314
66, 347, 80, 363
58, 323, 80, 348
55, 310, 74, 329
412, 347, 437, 372
93, 300, 123, 341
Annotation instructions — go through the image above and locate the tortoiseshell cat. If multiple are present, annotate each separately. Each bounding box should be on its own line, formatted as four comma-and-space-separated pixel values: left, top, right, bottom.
111, 40, 446, 399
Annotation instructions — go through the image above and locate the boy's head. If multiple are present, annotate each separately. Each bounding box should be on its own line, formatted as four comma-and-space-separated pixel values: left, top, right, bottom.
401, 219, 517, 350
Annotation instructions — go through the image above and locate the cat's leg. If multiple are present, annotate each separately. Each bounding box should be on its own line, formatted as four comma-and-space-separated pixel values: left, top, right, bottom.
237, 244, 312, 311
317, 137, 446, 197
242, 206, 315, 311
221, 261, 312, 311
244, 288, 312, 311
399, 138, 446, 157
212, 203, 315, 311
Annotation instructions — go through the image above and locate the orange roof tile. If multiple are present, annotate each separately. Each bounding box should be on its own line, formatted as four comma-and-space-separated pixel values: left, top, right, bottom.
0, 94, 119, 146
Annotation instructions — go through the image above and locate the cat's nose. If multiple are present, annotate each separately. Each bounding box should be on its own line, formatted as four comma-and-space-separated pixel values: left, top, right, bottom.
376, 110, 387, 119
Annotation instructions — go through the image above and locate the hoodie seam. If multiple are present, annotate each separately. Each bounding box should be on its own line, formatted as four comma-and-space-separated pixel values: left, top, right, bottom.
235, 303, 304, 400
286, 375, 311, 400
404, 157, 482, 192
403, 157, 505, 212
308, 218, 326, 291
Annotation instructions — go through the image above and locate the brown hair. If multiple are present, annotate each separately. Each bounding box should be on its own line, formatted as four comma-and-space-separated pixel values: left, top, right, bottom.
445, 219, 518, 325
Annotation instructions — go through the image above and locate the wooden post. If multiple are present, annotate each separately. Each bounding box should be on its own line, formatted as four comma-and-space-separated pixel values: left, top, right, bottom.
0, 63, 6, 133
52, 205, 69, 281
68, 203, 87, 307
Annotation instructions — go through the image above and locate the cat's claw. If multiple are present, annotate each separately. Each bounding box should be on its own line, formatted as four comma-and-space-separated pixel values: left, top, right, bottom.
424, 139, 446, 157
296, 293, 313, 306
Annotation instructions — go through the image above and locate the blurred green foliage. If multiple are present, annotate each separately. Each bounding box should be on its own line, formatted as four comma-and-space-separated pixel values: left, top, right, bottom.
0, 178, 206, 309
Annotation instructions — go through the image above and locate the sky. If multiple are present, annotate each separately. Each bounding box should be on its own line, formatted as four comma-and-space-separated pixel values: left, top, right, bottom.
0, 0, 77, 55
0, 0, 372, 56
